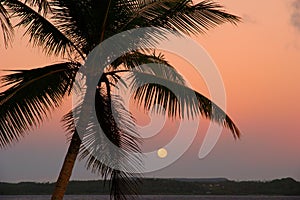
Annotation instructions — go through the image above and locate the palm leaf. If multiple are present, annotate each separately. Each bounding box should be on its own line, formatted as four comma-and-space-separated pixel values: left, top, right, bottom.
51, 0, 131, 52
24, 0, 51, 15
62, 92, 142, 200
128, 68, 240, 138
51, 0, 143, 52
109, 51, 186, 87
3, 0, 83, 58
0, 62, 79, 148
0, 1, 13, 47
49, 0, 95, 54
120, 0, 241, 34
110, 169, 141, 200
108, 50, 239, 136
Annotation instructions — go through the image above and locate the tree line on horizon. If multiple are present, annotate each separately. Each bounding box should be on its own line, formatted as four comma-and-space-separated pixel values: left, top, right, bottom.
1, 178, 299, 195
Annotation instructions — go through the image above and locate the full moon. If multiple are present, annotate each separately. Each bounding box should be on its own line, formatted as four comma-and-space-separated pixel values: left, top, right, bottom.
157, 148, 168, 158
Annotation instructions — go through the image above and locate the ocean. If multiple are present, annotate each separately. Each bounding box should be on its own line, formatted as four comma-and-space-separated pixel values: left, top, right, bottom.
0, 196, 299, 200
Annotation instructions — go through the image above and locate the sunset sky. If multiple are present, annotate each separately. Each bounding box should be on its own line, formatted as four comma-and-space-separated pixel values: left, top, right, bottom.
0, 0, 300, 182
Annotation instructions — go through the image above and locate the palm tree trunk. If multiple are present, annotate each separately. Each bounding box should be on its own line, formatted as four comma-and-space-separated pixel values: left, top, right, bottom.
51, 131, 81, 200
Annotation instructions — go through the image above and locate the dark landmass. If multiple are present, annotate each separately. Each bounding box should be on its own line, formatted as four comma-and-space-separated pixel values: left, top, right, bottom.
1, 177, 299, 195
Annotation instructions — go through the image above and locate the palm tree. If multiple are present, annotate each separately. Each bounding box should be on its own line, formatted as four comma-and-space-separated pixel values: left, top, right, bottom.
0, 0, 241, 199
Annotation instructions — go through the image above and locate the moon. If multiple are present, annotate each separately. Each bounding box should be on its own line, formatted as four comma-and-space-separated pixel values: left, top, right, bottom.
157, 148, 168, 158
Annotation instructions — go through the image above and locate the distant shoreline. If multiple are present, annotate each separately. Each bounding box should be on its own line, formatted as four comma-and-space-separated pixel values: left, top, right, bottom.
1, 195, 300, 200
1, 177, 299, 196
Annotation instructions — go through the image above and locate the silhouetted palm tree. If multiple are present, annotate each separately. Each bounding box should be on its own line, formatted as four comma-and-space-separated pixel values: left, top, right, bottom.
0, 0, 240, 199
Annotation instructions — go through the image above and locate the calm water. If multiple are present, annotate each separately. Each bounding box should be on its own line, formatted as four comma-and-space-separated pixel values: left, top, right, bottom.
0, 196, 299, 200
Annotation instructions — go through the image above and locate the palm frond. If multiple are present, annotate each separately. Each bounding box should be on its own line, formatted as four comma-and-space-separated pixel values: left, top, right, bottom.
51, 0, 144, 52
3, 0, 83, 58
110, 49, 240, 138
0, 62, 79, 148
109, 50, 239, 137
49, 0, 94, 54
24, 0, 51, 15
0, 1, 13, 47
121, 0, 241, 34
62, 91, 142, 199
110, 169, 141, 200
109, 51, 186, 86
129, 69, 240, 138
51, 0, 120, 52
105, 0, 143, 37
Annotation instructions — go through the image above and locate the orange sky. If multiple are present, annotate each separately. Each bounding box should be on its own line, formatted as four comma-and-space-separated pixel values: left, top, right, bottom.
0, 0, 300, 182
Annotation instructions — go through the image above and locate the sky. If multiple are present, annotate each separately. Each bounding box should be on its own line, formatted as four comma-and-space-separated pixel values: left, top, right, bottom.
0, 0, 300, 182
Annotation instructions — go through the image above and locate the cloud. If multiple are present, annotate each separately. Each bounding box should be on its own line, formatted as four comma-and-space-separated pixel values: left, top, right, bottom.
291, 0, 300, 31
